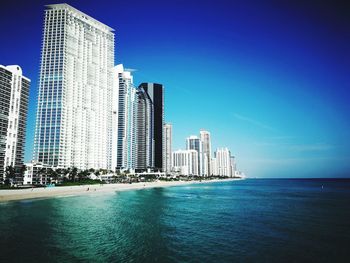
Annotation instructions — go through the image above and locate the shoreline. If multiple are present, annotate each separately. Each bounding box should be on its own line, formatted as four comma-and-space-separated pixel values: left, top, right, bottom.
0, 178, 241, 203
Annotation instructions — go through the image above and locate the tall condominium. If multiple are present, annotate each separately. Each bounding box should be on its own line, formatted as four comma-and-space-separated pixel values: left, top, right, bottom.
230, 155, 236, 177
186, 135, 203, 176
0, 65, 30, 183
115, 64, 136, 170
200, 130, 211, 177
163, 123, 172, 174
213, 147, 232, 177
135, 86, 154, 170
139, 83, 164, 171
33, 4, 115, 170
172, 149, 198, 176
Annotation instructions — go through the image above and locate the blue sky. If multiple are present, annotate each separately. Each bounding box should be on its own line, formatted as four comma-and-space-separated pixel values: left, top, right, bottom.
1, 0, 349, 177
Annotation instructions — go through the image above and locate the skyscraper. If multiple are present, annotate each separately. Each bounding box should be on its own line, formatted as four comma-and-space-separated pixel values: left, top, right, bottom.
139, 83, 164, 171
33, 4, 115, 170
214, 147, 232, 177
135, 86, 154, 170
115, 64, 137, 170
186, 135, 202, 176
0, 65, 30, 183
163, 123, 172, 174
172, 149, 198, 176
200, 130, 211, 177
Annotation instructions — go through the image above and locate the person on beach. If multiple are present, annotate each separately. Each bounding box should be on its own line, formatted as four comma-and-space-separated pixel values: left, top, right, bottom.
87, 187, 89, 191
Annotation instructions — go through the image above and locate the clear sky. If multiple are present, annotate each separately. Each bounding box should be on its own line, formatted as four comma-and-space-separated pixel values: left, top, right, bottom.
1, 0, 349, 178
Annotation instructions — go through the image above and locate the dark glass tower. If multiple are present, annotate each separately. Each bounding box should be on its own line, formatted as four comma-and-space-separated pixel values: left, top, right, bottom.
138, 83, 164, 171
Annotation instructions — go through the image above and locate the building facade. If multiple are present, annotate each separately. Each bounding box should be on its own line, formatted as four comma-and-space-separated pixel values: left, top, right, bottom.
135, 86, 154, 170
186, 135, 203, 176
163, 123, 172, 174
33, 4, 115, 170
0, 65, 30, 184
200, 130, 211, 177
213, 147, 232, 177
172, 149, 198, 176
139, 83, 164, 171
115, 64, 136, 171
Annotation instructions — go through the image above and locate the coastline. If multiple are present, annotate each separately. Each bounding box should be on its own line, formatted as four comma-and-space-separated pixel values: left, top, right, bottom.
0, 178, 240, 203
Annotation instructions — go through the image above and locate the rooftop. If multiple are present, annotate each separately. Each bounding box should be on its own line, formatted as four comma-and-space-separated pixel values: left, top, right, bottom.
46, 3, 114, 33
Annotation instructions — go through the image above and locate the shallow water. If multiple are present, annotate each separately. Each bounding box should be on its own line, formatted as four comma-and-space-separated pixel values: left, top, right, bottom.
0, 179, 349, 262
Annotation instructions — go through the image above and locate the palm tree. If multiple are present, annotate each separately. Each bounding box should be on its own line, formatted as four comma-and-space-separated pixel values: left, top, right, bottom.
47, 168, 58, 184
5, 166, 16, 185
78, 170, 89, 181
71, 167, 78, 182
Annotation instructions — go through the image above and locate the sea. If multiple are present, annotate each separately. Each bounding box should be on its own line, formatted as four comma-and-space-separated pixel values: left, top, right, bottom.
0, 179, 350, 263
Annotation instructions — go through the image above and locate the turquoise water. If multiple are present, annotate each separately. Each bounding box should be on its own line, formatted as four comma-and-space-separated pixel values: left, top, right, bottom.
1, 179, 350, 262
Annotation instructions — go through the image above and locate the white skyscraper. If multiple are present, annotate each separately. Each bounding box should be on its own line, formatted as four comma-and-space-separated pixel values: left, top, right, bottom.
214, 147, 232, 177
200, 130, 211, 177
33, 4, 115, 170
115, 64, 137, 170
0, 65, 30, 184
163, 123, 172, 174
186, 135, 203, 176
172, 149, 198, 176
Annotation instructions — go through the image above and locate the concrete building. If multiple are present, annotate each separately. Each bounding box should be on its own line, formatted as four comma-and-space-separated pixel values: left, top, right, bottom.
115, 64, 136, 171
139, 83, 164, 171
186, 135, 203, 176
213, 147, 232, 177
200, 130, 211, 177
172, 149, 198, 176
0, 65, 30, 184
230, 155, 236, 178
33, 4, 115, 170
163, 123, 172, 174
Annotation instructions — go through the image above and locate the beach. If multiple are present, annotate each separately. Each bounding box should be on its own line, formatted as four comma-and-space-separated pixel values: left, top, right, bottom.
0, 179, 238, 202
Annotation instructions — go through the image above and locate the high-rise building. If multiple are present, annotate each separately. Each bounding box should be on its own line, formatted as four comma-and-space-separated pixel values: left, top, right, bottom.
200, 130, 211, 177
163, 123, 172, 174
230, 155, 236, 178
186, 135, 203, 176
172, 149, 198, 176
213, 147, 232, 177
33, 4, 115, 170
115, 64, 137, 171
211, 157, 217, 176
135, 86, 154, 170
139, 83, 164, 171
0, 65, 30, 183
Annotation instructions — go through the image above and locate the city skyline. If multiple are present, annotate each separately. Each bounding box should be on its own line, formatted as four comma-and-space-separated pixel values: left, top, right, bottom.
1, 0, 349, 177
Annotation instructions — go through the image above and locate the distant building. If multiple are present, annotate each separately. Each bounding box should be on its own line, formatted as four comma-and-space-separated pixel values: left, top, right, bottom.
172, 149, 198, 176
200, 130, 211, 177
33, 4, 115, 170
213, 147, 232, 177
139, 83, 164, 171
163, 123, 172, 174
0, 65, 30, 184
186, 135, 203, 176
230, 155, 236, 177
211, 157, 217, 176
24, 162, 53, 185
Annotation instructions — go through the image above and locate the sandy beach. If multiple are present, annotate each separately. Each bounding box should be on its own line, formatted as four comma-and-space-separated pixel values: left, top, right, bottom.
0, 179, 239, 202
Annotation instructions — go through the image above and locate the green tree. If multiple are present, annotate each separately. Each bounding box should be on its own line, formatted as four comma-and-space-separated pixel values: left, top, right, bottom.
47, 168, 58, 184
37, 168, 47, 185
5, 166, 16, 185
71, 167, 78, 182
